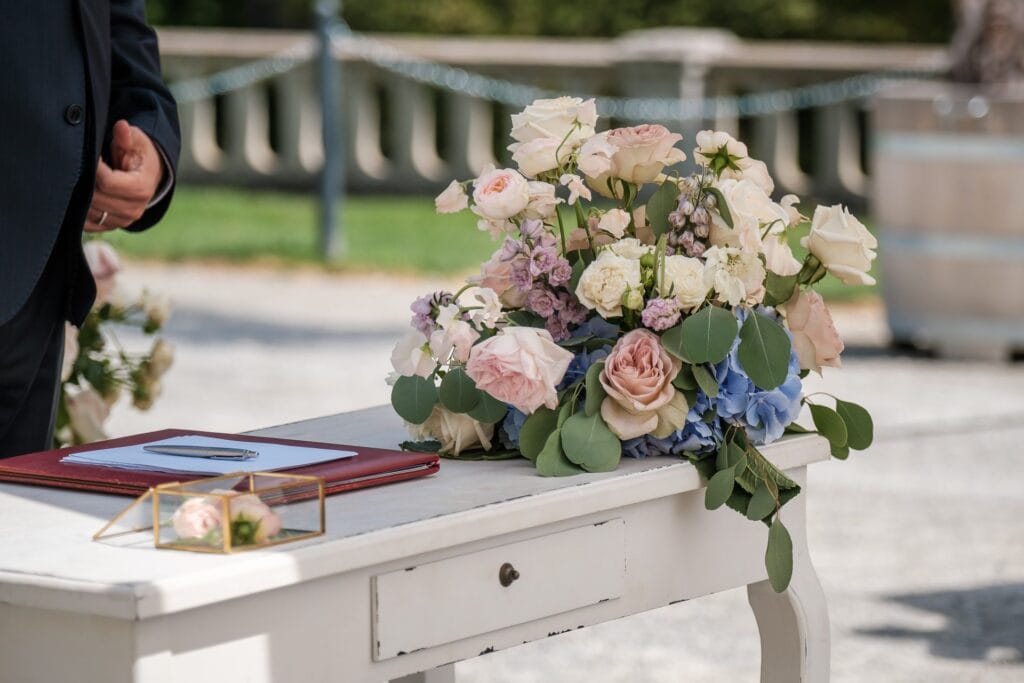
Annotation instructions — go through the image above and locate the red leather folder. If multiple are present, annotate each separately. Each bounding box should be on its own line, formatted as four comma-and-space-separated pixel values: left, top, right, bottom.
0, 429, 439, 497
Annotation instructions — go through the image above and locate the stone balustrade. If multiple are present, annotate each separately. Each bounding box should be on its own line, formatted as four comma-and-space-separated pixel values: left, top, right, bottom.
157, 27, 946, 206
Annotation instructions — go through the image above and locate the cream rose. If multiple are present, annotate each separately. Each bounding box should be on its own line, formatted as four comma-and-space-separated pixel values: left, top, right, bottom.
708, 178, 790, 255
662, 255, 708, 312
412, 405, 495, 457
600, 329, 688, 440
510, 137, 572, 178
608, 237, 653, 260
471, 166, 530, 221
390, 330, 435, 378
785, 290, 844, 374
586, 125, 686, 194
575, 250, 643, 319
434, 180, 468, 214
172, 498, 222, 540
465, 327, 573, 414
703, 246, 766, 307
694, 130, 774, 193
802, 205, 878, 286
510, 96, 597, 146
524, 181, 561, 220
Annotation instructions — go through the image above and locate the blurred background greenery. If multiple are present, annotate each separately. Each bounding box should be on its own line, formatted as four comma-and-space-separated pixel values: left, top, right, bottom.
146, 0, 954, 43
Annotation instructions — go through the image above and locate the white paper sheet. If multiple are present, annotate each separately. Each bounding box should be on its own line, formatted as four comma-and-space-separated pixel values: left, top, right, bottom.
61, 434, 356, 475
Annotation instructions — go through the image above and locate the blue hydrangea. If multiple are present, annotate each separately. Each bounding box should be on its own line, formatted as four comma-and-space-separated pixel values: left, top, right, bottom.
499, 407, 527, 449
559, 346, 611, 389
671, 390, 723, 455
571, 316, 621, 341
622, 434, 676, 459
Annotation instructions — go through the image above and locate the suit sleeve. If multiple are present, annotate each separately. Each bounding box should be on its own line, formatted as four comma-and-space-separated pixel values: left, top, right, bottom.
107, 0, 181, 232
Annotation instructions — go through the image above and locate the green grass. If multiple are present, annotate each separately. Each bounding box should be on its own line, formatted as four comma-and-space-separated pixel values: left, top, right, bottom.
104, 185, 877, 300
103, 186, 497, 274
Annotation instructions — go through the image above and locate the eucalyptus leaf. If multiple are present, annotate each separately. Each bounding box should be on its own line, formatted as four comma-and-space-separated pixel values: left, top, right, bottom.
737, 312, 792, 390
831, 443, 850, 460
659, 322, 690, 363
561, 412, 621, 473
557, 399, 575, 427
584, 361, 607, 417
518, 407, 558, 463
391, 375, 438, 425
647, 179, 682, 238
506, 310, 546, 328
745, 446, 799, 491
809, 404, 848, 448
558, 334, 593, 348
672, 364, 698, 390
692, 364, 719, 398
678, 305, 738, 364
399, 439, 441, 453
763, 272, 798, 307
784, 422, 812, 435
766, 518, 794, 592
535, 430, 583, 477
727, 442, 746, 468
715, 442, 729, 470
705, 468, 736, 510
747, 480, 777, 521
569, 257, 587, 295
438, 367, 480, 414
836, 399, 874, 450
468, 391, 508, 424
705, 186, 733, 228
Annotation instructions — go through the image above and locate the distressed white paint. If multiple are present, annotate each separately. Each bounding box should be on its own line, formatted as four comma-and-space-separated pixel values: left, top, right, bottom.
0, 406, 832, 682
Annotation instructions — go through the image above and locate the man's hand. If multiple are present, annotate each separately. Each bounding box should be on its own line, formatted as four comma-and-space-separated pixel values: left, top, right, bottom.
85, 119, 164, 232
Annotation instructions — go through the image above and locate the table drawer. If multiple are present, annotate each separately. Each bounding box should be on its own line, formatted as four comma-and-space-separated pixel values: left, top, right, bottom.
372, 519, 625, 660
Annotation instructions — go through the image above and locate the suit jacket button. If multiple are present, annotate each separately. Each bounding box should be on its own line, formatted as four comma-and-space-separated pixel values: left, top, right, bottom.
65, 104, 85, 126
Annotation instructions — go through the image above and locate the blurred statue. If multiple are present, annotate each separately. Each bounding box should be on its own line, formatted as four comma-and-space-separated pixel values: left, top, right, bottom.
950, 0, 1024, 82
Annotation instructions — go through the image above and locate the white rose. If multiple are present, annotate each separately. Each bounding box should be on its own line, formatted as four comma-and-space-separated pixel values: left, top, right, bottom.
575, 250, 642, 319
802, 205, 878, 286
559, 173, 591, 205
608, 237, 653, 260
694, 129, 774, 194
722, 157, 774, 195
429, 320, 480, 363
693, 130, 748, 163
390, 330, 435, 378
471, 166, 530, 221
66, 387, 110, 443
597, 209, 631, 239
663, 255, 708, 312
434, 180, 468, 214
510, 97, 597, 146
411, 405, 494, 457
708, 178, 790, 255
523, 181, 561, 220
702, 246, 766, 307
509, 137, 572, 178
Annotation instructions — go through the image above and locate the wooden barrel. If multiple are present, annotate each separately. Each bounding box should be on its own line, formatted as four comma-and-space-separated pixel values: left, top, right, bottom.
872, 81, 1024, 360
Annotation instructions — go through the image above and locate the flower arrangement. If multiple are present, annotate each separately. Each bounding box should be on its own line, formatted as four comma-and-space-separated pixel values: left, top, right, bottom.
389, 97, 875, 591
56, 240, 173, 446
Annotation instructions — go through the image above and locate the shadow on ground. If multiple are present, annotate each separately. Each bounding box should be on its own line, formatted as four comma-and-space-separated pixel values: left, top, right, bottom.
859, 583, 1024, 663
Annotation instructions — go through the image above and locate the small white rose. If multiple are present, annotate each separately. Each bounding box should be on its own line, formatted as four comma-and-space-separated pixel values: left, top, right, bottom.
410, 405, 494, 457
575, 250, 642, 319
703, 246, 766, 307
510, 97, 597, 146
662, 255, 708, 312
509, 137, 572, 178
801, 205, 878, 286
434, 180, 468, 214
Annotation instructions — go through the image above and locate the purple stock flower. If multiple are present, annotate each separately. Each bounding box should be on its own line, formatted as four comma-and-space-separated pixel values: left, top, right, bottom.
527, 287, 559, 317
499, 237, 523, 261
641, 298, 681, 331
409, 291, 453, 336
548, 259, 573, 287
509, 255, 534, 290
529, 245, 559, 276
520, 218, 545, 241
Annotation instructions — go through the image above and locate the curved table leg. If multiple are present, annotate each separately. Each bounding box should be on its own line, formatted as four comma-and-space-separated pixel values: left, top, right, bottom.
747, 534, 831, 682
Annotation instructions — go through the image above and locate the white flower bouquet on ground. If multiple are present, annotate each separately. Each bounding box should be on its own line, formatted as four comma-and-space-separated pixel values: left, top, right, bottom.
389, 97, 875, 591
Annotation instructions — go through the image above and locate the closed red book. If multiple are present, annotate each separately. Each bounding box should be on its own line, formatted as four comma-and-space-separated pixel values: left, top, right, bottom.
0, 429, 439, 497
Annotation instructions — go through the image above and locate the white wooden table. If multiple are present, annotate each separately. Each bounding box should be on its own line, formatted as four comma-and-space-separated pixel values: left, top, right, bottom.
0, 406, 831, 682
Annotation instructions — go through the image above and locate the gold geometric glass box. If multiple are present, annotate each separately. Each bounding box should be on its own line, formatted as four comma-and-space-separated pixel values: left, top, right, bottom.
95, 472, 326, 553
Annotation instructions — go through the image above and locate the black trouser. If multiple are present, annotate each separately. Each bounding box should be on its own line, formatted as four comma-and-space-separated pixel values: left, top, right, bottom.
0, 245, 66, 458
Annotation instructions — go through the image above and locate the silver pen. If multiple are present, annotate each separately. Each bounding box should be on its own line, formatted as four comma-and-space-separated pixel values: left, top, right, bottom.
143, 445, 259, 460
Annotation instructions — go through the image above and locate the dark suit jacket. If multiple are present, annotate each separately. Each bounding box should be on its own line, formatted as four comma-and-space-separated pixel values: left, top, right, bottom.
0, 0, 180, 326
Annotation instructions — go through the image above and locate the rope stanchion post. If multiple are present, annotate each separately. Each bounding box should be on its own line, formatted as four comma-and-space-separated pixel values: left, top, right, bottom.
316, 0, 345, 260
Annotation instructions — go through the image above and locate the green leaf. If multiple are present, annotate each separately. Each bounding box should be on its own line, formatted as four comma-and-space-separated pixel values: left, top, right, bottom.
764, 272, 798, 307
584, 361, 607, 417
737, 312, 792, 390
747, 480, 777, 521
705, 186, 733, 229
569, 257, 587, 295
836, 399, 874, 450
438, 367, 480, 414
399, 439, 441, 453
692, 364, 719, 398
506, 310, 546, 328
535, 430, 583, 477
557, 334, 593, 348
705, 468, 736, 510
660, 323, 690, 363
518, 407, 558, 463
671, 364, 698, 390
468, 391, 508, 424
646, 180, 682, 238
745, 446, 799, 492
766, 518, 794, 592
809, 404, 848, 449
678, 305, 738, 364
715, 442, 729, 470
391, 375, 438, 425
561, 413, 622, 473
831, 443, 850, 460
784, 422, 812, 435
727, 441, 746, 468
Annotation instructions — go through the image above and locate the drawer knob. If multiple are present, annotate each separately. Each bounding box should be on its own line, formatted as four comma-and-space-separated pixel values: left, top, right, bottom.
498, 562, 520, 587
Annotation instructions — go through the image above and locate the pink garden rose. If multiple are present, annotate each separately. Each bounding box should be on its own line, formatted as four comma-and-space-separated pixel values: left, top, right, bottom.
600, 329, 688, 440
465, 326, 573, 414
172, 497, 222, 540
472, 166, 530, 222
228, 493, 282, 543
83, 240, 121, 305
584, 125, 687, 196
785, 290, 844, 374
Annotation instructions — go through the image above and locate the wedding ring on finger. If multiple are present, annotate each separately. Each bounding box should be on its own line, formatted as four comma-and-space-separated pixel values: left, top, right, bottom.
98, 211, 109, 226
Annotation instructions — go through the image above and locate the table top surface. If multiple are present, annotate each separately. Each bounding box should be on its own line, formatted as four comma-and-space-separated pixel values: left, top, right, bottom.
0, 406, 828, 619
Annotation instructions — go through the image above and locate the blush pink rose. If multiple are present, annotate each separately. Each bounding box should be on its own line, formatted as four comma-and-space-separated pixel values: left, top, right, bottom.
604, 124, 686, 184
600, 329, 687, 440
785, 290, 844, 373
172, 497, 222, 540
225, 493, 283, 543
465, 327, 573, 414
472, 166, 530, 221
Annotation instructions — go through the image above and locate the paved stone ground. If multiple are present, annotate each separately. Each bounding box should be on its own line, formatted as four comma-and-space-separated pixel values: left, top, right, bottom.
112, 261, 1024, 682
